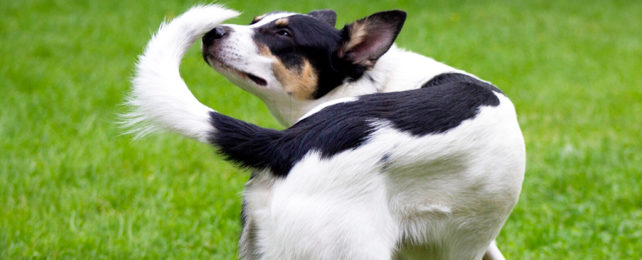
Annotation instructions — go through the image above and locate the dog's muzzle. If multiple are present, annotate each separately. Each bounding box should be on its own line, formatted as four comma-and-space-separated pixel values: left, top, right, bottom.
201, 26, 269, 87
201, 25, 231, 65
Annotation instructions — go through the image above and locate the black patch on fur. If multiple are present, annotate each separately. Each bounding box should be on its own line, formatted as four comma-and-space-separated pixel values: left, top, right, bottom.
209, 73, 501, 177
380, 153, 391, 162
251, 15, 372, 99
379, 153, 392, 171
423, 72, 504, 94
327, 76, 501, 137
209, 111, 372, 176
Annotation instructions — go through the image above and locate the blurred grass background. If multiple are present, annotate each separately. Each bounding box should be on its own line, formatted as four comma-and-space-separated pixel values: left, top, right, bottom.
1, 0, 640, 258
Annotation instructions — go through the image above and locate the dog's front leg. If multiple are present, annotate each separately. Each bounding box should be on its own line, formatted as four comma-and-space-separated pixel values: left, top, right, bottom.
238, 171, 263, 260
482, 241, 506, 260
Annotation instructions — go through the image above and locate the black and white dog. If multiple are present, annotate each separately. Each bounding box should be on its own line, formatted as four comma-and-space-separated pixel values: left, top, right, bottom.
126, 5, 525, 260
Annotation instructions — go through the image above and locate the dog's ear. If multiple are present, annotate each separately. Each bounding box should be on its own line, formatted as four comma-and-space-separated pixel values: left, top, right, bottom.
308, 9, 337, 27
337, 10, 406, 68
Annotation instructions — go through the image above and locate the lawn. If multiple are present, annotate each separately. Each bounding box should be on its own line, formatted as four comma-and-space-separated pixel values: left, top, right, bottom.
1, 0, 640, 259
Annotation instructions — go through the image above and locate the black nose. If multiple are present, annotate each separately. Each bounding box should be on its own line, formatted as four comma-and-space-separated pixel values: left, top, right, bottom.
203, 26, 230, 46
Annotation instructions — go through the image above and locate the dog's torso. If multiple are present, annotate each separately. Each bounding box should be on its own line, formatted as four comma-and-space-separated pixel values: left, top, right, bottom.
236, 73, 525, 260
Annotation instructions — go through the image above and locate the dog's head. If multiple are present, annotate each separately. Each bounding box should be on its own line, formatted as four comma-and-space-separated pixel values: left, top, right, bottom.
202, 9, 406, 100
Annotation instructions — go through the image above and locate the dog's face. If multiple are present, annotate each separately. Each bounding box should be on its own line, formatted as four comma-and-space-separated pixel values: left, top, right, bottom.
202, 10, 406, 100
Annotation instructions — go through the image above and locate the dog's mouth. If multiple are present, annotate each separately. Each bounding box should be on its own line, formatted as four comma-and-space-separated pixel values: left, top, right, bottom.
204, 53, 268, 87
245, 72, 267, 86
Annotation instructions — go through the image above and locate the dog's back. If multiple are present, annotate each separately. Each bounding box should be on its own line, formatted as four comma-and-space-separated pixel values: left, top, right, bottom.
224, 72, 524, 259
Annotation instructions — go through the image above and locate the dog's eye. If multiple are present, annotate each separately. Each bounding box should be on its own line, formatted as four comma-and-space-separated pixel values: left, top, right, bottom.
276, 29, 292, 37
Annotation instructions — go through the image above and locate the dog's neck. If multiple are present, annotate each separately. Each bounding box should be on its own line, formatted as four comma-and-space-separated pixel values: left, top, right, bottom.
264, 45, 468, 127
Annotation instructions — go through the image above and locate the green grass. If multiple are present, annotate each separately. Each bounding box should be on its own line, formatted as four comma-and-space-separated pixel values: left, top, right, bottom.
1, 0, 640, 258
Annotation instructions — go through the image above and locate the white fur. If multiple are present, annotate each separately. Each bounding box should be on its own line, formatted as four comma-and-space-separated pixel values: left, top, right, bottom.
124, 5, 239, 142
127, 6, 524, 260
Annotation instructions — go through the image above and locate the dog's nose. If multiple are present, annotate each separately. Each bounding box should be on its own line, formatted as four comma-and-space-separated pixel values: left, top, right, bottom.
203, 26, 230, 46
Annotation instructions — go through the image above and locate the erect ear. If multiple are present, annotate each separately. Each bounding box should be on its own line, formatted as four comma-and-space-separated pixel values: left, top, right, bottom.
337, 10, 406, 67
307, 9, 337, 27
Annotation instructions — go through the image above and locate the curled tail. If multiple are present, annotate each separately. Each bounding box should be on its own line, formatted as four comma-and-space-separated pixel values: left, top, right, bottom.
123, 5, 239, 142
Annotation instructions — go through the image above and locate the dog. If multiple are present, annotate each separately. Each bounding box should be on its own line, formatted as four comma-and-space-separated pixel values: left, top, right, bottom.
125, 5, 525, 260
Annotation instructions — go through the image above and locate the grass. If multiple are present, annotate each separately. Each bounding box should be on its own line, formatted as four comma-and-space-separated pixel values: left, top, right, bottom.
1, 0, 640, 258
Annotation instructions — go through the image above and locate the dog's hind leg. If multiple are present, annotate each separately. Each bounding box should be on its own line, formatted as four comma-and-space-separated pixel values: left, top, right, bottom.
482, 241, 506, 260
238, 216, 261, 260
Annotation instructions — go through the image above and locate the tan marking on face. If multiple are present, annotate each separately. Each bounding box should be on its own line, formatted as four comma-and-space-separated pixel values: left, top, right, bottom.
345, 21, 368, 51
259, 45, 318, 100
338, 21, 368, 58
252, 14, 267, 23
275, 18, 289, 26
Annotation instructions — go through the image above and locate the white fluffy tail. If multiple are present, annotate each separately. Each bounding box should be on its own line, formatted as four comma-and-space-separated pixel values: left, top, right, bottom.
123, 5, 239, 142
